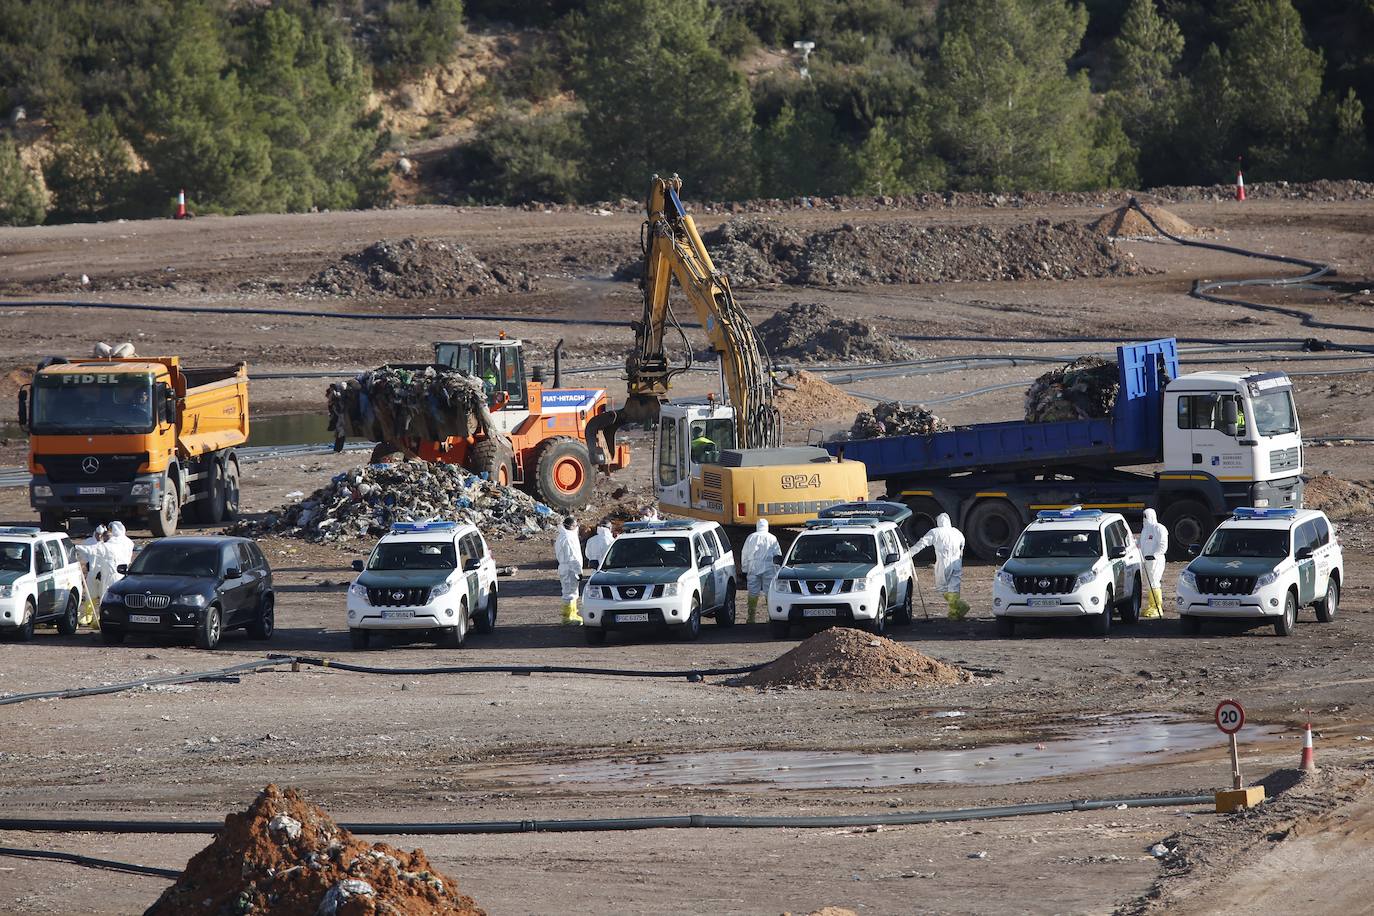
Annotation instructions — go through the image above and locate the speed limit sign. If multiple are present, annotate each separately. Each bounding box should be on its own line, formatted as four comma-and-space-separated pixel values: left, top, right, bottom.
1215, 699, 1245, 735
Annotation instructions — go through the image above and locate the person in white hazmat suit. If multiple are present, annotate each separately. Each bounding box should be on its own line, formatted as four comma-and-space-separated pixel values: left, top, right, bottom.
585, 524, 615, 569
105, 521, 135, 572
740, 518, 781, 624
912, 513, 969, 619
75, 526, 116, 628
554, 516, 584, 624
1138, 508, 1168, 619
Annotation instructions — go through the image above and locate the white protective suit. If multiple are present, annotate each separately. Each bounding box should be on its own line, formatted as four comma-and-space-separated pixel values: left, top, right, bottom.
554, 521, 584, 623
76, 527, 116, 627
105, 521, 135, 573
740, 519, 781, 623
585, 525, 615, 568
1139, 508, 1169, 618
912, 513, 968, 619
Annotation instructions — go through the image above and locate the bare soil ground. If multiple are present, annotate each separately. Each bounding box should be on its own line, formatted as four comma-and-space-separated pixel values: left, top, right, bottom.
0, 195, 1372, 914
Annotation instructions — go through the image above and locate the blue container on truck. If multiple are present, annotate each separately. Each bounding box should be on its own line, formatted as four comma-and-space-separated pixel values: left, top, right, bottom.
825, 339, 1305, 560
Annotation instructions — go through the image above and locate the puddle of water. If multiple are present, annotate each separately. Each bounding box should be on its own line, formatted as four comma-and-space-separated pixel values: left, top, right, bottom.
485, 714, 1282, 790
0, 413, 334, 449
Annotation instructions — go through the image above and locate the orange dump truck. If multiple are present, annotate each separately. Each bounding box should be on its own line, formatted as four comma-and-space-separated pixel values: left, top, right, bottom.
19, 357, 249, 535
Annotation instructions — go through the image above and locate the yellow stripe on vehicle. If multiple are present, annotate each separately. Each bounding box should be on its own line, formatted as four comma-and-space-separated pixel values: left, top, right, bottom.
900, 489, 934, 497
1160, 474, 1209, 481
974, 491, 1007, 498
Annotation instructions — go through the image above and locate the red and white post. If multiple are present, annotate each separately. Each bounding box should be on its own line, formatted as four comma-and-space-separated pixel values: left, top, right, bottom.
1300, 722, 1317, 772
174, 189, 188, 220
1235, 170, 1246, 201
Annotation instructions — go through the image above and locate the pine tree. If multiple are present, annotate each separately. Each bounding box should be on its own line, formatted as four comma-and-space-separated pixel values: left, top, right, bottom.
44, 107, 135, 220
1108, 0, 1183, 133
0, 139, 45, 226
848, 118, 910, 195
1224, 0, 1322, 143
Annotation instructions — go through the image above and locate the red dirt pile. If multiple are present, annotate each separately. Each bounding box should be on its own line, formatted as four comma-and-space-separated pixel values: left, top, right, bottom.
1302, 473, 1374, 521
734, 628, 970, 691
145, 784, 483, 916
1088, 202, 1197, 239
775, 369, 867, 428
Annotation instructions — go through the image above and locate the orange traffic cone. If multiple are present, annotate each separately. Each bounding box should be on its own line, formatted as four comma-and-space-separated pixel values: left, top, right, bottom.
1235, 170, 1245, 202
1299, 722, 1316, 772
174, 189, 188, 219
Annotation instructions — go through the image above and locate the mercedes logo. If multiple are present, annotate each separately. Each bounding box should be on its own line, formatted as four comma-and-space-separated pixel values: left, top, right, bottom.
1219, 579, 1232, 590
81, 456, 100, 475
391, 590, 405, 601
1038, 578, 1051, 589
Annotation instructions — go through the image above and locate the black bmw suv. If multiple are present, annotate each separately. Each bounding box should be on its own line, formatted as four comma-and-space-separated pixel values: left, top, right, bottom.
100, 536, 274, 649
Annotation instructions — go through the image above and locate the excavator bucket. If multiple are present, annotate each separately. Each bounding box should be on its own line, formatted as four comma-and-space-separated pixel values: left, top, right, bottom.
585, 393, 661, 467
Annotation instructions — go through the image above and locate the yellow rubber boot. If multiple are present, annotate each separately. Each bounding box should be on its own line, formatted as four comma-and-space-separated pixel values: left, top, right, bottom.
747, 595, 758, 624
567, 597, 583, 625
1142, 588, 1164, 619
945, 593, 969, 620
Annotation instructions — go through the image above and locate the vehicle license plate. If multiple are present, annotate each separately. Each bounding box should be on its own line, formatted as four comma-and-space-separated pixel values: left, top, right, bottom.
128, 614, 159, 624
617, 612, 650, 623
78, 486, 106, 495
803, 607, 837, 617
381, 610, 415, 619
1208, 599, 1242, 608
1028, 598, 1061, 607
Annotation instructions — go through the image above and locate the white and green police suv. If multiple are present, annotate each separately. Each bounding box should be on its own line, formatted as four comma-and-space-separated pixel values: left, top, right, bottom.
1175, 507, 1342, 637
0, 526, 85, 640
768, 501, 916, 638
991, 507, 1144, 637
346, 521, 499, 650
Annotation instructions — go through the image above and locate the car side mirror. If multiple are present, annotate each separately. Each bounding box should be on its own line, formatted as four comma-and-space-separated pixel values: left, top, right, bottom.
224, 566, 242, 580
163, 388, 177, 425
464, 557, 480, 572
116, 564, 128, 575
995, 547, 1011, 560
351, 559, 365, 572
16, 387, 28, 430
883, 553, 899, 566
772, 555, 783, 566
1221, 397, 1239, 438
1109, 546, 1127, 559
1186, 544, 1201, 557
698, 556, 711, 569
1296, 546, 1314, 561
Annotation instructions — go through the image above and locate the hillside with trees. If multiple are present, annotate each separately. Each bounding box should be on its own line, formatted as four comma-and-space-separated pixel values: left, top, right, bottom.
0, 0, 1370, 225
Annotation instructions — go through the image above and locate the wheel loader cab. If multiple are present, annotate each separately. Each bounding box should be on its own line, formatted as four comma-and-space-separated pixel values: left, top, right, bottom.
434, 340, 529, 427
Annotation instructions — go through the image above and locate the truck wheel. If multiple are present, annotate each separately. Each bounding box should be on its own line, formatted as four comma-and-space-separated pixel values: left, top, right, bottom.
222, 460, 241, 521
469, 440, 514, 488
903, 497, 944, 551
57, 591, 79, 635
38, 511, 67, 533
197, 460, 227, 525
1274, 590, 1298, 637
1315, 579, 1338, 623
532, 437, 593, 511
965, 500, 1022, 562
1161, 499, 1211, 560
150, 478, 180, 537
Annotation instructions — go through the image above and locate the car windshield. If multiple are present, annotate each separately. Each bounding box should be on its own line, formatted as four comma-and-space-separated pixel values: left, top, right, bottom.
787, 533, 878, 565
1013, 529, 1101, 559
601, 536, 690, 569
1251, 389, 1298, 437
368, 541, 456, 571
129, 543, 220, 577
31, 372, 155, 434
1202, 527, 1290, 558
0, 542, 30, 572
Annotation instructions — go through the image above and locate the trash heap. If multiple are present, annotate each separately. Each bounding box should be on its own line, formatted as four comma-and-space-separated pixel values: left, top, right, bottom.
1024, 356, 1120, 422
757, 303, 917, 363
734, 629, 970, 691
309, 237, 534, 299
145, 784, 484, 915
846, 401, 949, 440
237, 462, 555, 543
327, 366, 499, 452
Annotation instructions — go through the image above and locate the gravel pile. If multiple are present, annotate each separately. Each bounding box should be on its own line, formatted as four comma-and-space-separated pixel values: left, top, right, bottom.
734, 628, 970, 691
309, 237, 534, 298
758, 303, 917, 362
145, 784, 483, 915
1024, 356, 1120, 423
327, 365, 498, 449
234, 461, 555, 543
1302, 473, 1374, 521
1088, 202, 1198, 239
845, 401, 949, 440
699, 217, 807, 285
774, 369, 867, 429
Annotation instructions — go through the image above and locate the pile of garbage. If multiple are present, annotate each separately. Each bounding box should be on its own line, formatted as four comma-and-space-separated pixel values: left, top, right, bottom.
845, 401, 949, 440
145, 784, 483, 915
236, 461, 555, 543
327, 366, 499, 453
1024, 356, 1120, 422
309, 237, 534, 299
757, 303, 917, 363
1088, 202, 1198, 239
734, 628, 970, 692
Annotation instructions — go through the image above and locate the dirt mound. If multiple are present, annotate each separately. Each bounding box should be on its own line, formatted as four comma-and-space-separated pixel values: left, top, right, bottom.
758, 302, 917, 363
844, 401, 948, 440
310, 237, 534, 298
234, 461, 555, 543
774, 369, 867, 429
1089, 202, 1197, 239
734, 628, 970, 691
1024, 356, 1119, 422
145, 784, 483, 915
1302, 473, 1374, 521
700, 217, 808, 285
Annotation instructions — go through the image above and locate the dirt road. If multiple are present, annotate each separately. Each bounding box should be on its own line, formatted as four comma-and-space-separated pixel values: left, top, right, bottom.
0, 195, 1372, 914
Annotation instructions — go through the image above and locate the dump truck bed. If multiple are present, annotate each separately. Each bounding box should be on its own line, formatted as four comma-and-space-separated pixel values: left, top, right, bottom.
176, 362, 249, 458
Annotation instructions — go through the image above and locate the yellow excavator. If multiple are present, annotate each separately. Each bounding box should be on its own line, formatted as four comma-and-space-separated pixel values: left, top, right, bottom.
585, 174, 867, 528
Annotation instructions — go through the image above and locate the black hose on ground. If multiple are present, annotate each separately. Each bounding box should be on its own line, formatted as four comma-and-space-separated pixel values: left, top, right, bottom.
0, 658, 287, 707
0, 845, 180, 879
273, 654, 763, 680
0, 793, 1214, 840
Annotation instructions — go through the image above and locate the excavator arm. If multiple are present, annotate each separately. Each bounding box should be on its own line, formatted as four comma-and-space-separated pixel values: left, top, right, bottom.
586, 174, 780, 464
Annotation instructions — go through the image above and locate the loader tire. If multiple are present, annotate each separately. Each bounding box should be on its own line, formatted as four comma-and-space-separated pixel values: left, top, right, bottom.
531, 437, 593, 512
468, 440, 515, 488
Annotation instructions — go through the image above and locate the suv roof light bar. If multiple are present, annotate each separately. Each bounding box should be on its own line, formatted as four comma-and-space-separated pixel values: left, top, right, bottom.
1232, 507, 1297, 519
390, 520, 459, 533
